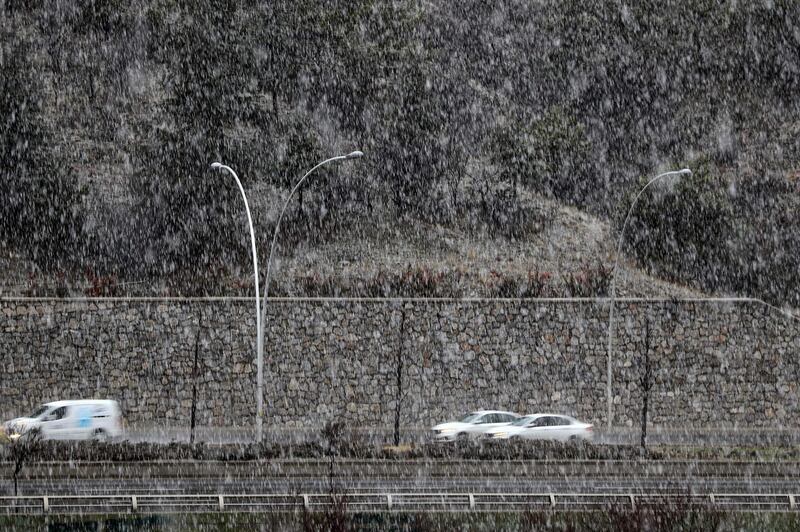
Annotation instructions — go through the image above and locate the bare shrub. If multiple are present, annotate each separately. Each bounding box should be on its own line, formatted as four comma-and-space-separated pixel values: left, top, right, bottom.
562, 261, 613, 297
602, 492, 722, 532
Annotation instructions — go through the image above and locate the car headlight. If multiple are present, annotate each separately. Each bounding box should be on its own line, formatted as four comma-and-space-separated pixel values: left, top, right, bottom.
439, 428, 455, 434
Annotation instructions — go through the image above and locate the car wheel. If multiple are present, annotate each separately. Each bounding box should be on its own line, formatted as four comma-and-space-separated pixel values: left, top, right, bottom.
568, 435, 578, 442
456, 432, 469, 442
93, 429, 109, 443
510, 435, 521, 441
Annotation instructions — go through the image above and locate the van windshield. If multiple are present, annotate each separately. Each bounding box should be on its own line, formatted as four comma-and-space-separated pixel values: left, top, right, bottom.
29, 405, 50, 419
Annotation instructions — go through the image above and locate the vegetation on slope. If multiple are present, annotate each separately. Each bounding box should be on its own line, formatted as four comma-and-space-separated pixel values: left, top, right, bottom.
1, 1, 798, 304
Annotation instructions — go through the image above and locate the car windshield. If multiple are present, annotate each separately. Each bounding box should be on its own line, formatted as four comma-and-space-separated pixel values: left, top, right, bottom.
459, 413, 481, 423
512, 416, 534, 426
28, 405, 50, 419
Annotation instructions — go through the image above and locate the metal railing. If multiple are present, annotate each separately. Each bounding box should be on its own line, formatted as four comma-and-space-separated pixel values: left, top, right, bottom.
1, 492, 798, 515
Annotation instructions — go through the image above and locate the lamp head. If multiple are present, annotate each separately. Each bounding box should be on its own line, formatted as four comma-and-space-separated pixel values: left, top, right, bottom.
679, 168, 692, 176
211, 162, 223, 170
345, 150, 364, 160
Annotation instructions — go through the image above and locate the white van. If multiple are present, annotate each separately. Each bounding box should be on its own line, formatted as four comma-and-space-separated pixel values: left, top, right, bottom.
4, 400, 123, 442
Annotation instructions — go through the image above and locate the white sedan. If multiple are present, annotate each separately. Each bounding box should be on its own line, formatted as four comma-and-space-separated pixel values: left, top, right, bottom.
431, 410, 520, 441
484, 414, 594, 442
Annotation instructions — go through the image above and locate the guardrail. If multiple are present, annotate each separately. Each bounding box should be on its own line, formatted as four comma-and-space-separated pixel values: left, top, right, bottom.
1, 493, 798, 515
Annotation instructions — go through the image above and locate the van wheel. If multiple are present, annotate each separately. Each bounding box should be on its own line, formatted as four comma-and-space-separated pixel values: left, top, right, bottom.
93, 429, 109, 443
24, 429, 42, 443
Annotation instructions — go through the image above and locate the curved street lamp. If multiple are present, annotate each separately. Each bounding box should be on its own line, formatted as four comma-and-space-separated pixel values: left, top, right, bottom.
605, 168, 692, 428
257, 150, 364, 442
210, 162, 262, 441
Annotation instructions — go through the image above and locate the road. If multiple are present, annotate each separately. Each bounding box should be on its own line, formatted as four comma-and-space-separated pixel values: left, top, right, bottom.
10, 476, 800, 497
121, 425, 800, 447
4, 459, 800, 498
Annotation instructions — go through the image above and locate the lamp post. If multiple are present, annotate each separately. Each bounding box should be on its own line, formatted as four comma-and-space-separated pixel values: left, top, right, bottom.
605, 168, 692, 428
257, 150, 363, 442
210, 162, 262, 441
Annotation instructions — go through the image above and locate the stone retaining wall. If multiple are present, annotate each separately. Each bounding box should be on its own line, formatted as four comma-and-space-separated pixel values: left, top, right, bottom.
1, 298, 797, 430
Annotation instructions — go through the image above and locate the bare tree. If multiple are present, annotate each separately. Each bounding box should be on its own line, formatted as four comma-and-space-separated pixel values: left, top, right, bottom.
393, 309, 407, 446
639, 319, 653, 452
319, 419, 349, 531
9, 431, 42, 497
300, 419, 351, 531
189, 314, 209, 444
189, 316, 205, 444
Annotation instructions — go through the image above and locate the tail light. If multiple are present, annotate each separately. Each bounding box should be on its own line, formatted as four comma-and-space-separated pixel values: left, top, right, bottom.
586, 425, 593, 431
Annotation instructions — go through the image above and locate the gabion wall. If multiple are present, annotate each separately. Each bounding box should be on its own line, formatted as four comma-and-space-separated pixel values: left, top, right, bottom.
1, 298, 797, 429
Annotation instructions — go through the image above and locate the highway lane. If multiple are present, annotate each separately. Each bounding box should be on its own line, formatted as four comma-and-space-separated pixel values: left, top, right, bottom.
120, 425, 800, 447
9, 476, 800, 497
5, 456, 799, 503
